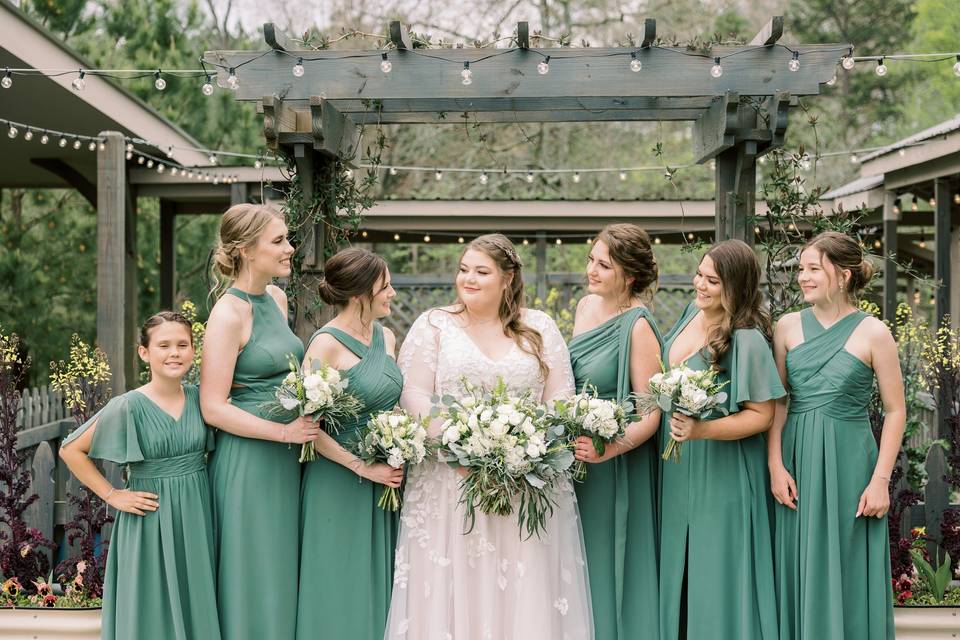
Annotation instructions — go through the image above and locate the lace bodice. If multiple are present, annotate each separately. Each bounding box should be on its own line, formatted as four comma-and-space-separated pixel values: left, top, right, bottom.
398, 308, 575, 430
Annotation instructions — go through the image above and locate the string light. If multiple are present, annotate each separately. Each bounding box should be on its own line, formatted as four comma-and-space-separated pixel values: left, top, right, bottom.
154, 70, 166, 91
380, 53, 392, 74
72, 138, 82, 150
361, 230, 368, 238
137, 155, 145, 164
619, 171, 627, 181
687, 232, 695, 240
572, 172, 581, 183
526, 171, 534, 183
654, 237, 661, 245
7, 125, 17, 139
226, 68, 238, 90
157, 163, 165, 173
208, 153, 218, 165
202, 75, 214, 96
954, 55, 960, 77
842, 50, 856, 70
434, 169, 443, 180
893, 199, 901, 215
71, 70, 85, 91
911, 195, 919, 211
929, 197, 936, 207
873, 239, 882, 249
919, 233, 927, 249
292, 58, 305, 77
555, 238, 562, 245
393, 233, 400, 241
710, 57, 723, 78
126, 150, 133, 160
40, 132, 48, 144
954, 193, 960, 205
537, 56, 550, 75
788, 51, 800, 72
1, 69, 11, 89
458, 236, 465, 243
87, 141, 96, 151
850, 154, 859, 164
522, 238, 529, 246
23, 129, 32, 141
875, 57, 888, 76
146, 159, 154, 168
461, 61, 472, 86
479, 172, 488, 184
630, 51, 642, 72
424, 234, 431, 242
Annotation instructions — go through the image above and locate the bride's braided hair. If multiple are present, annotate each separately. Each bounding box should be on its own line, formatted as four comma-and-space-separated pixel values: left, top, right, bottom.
454, 234, 549, 379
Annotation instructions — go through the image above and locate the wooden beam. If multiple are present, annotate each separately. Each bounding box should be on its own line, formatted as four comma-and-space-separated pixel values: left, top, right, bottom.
935, 177, 952, 327
345, 108, 707, 124
310, 96, 361, 160
31, 158, 97, 208
206, 44, 847, 105
517, 22, 529, 49
693, 92, 739, 163
263, 23, 296, 51
389, 21, 412, 50
293, 143, 318, 268
749, 16, 784, 46
262, 95, 300, 153
882, 191, 899, 321
159, 200, 176, 310
640, 19, 656, 48
96, 131, 136, 394
327, 96, 715, 113
535, 231, 547, 303
762, 91, 791, 153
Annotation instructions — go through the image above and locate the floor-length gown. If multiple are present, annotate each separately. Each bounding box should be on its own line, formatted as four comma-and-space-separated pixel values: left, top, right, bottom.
568, 307, 660, 639
207, 288, 304, 640
296, 323, 403, 640
385, 308, 594, 640
775, 308, 894, 639
64, 385, 220, 640
659, 302, 785, 640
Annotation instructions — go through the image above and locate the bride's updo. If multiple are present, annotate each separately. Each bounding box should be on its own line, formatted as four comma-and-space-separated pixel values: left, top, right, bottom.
457, 234, 549, 379
210, 203, 283, 298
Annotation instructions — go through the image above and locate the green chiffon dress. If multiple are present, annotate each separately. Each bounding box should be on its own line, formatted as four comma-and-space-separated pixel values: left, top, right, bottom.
207, 288, 305, 640
775, 308, 894, 639
568, 306, 662, 639
63, 385, 219, 640
659, 302, 785, 640
296, 324, 403, 640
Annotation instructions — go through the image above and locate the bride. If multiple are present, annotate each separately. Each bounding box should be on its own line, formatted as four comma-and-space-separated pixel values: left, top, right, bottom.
385, 234, 594, 640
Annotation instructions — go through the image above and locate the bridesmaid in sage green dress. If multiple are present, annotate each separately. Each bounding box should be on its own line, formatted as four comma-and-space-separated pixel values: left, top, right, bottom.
296, 248, 404, 640
60, 312, 219, 640
568, 224, 662, 639
200, 205, 320, 640
769, 232, 903, 640
659, 240, 785, 640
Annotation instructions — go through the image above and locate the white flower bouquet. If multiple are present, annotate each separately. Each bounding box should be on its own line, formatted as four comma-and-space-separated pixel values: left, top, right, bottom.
435, 377, 574, 539
634, 363, 729, 463
549, 384, 633, 481
352, 409, 429, 510
262, 355, 363, 462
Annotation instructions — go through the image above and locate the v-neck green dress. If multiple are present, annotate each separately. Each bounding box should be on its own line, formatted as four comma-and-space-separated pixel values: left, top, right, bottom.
207, 288, 305, 640
775, 308, 894, 640
659, 301, 785, 640
568, 306, 662, 640
63, 385, 219, 640
296, 323, 403, 640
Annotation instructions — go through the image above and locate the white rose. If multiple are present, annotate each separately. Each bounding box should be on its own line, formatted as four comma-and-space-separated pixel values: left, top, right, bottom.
480, 409, 493, 422
387, 448, 404, 468
525, 443, 541, 459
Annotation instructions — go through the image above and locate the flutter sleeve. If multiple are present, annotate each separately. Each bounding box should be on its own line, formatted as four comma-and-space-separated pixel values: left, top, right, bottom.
724, 328, 787, 413
62, 394, 145, 464
398, 310, 442, 436
529, 310, 575, 403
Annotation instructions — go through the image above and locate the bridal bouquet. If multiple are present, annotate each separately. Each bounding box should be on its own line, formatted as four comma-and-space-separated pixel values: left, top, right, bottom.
352, 409, 429, 511
633, 363, 729, 463
436, 377, 574, 539
549, 384, 634, 482
262, 355, 363, 462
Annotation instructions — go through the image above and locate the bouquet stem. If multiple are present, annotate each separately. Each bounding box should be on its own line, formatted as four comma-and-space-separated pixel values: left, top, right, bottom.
661, 439, 682, 463
378, 486, 401, 511
299, 442, 317, 463
572, 460, 587, 483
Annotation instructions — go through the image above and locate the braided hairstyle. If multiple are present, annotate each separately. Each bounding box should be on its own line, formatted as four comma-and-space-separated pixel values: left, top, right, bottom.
209, 204, 283, 299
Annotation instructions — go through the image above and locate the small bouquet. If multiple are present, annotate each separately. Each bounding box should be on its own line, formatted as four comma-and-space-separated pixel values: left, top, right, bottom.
436, 377, 574, 539
262, 355, 363, 462
352, 409, 429, 511
634, 363, 729, 463
549, 384, 633, 481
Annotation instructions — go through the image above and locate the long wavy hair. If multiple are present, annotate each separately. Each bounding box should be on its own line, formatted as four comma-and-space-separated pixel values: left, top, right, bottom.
449, 234, 548, 379
703, 239, 771, 366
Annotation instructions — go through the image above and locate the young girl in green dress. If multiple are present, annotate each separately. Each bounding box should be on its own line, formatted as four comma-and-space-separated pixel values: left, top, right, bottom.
60, 311, 220, 640
659, 239, 785, 640
769, 232, 904, 639
200, 204, 320, 640
296, 248, 404, 640
568, 224, 662, 639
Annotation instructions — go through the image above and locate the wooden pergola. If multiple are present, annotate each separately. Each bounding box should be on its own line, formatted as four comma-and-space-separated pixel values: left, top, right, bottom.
203, 17, 845, 333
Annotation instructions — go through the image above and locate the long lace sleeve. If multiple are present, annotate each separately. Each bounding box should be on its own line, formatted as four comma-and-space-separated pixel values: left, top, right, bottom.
529, 310, 575, 403
398, 310, 442, 435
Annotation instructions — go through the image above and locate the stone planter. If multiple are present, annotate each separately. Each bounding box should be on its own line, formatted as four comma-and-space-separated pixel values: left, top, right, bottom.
894, 605, 959, 639
0, 606, 101, 640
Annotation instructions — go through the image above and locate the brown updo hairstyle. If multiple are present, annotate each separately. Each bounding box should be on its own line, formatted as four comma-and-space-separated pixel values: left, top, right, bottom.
317, 248, 388, 319
139, 311, 193, 348
595, 223, 659, 302
210, 203, 283, 299
451, 234, 549, 379
801, 231, 876, 300
702, 239, 772, 366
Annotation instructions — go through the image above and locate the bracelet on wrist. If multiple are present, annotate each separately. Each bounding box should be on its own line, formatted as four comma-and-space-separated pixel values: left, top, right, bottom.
104, 487, 116, 502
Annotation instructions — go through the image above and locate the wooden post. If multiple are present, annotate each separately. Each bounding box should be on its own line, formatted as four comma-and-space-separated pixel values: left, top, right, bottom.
934, 177, 951, 328
230, 182, 249, 206
535, 232, 547, 303
952, 223, 960, 330
96, 131, 137, 393
159, 200, 176, 310
923, 445, 949, 561
882, 192, 899, 321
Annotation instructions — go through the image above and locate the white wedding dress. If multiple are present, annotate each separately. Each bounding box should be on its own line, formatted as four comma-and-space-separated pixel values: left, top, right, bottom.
385, 308, 594, 640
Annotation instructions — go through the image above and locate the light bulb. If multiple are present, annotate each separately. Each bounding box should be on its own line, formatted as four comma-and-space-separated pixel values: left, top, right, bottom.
202, 77, 214, 95
954, 56, 960, 77
254, 159, 263, 169
393, 233, 400, 241
434, 170, 443, 180
537, 57, 550, 75
126, 151, 133, 160
23, 130, 33, 141
1, 71, 11, 89
88, 141, 96, 151
7, 126, 17, 139
586, 237, 592, 244
380, 53, 392, 74
572, 172, 581, 183
292, 58, 305, 77
461, 63, 472, 86
919, 237, 926, 249
154, 72, 166, 91
526, 171, 534, 183
389, 167, 398, 176
619, 171, 627, 181
911, 196, 918, 211
187, 171, 194, 179
457, 236, 464, 243
850, 154, 859, 164
555, 238, 562, 245
479, 172, 488, 184
157, 164, 165, 173
954, 193, 960, 205
424, 235, 431, 242
893, 200, 901, 215
208, 153, 217, 165
630, 53, 642, 72
99, 141, 105, 151
710, 58, 723, 78
40, 133, 49, 144
226, 68, 238, 90
875, 59, 887, 76
929, 197, 936, 207
72, 138, 82, 150
788, 52, 800, 72
654, 237, 661, 245
842, 55, 855, 70
361, 230, 368, 238
146, 159, 154, 168
874, 239, 882, 249
687, 233, 695, 240
169, 167, 177, 176
72, 71, 85, 91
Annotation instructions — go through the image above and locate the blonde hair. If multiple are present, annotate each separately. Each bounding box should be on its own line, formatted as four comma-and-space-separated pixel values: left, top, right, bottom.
209, 204, 283, 299
449, 234, 549, 379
